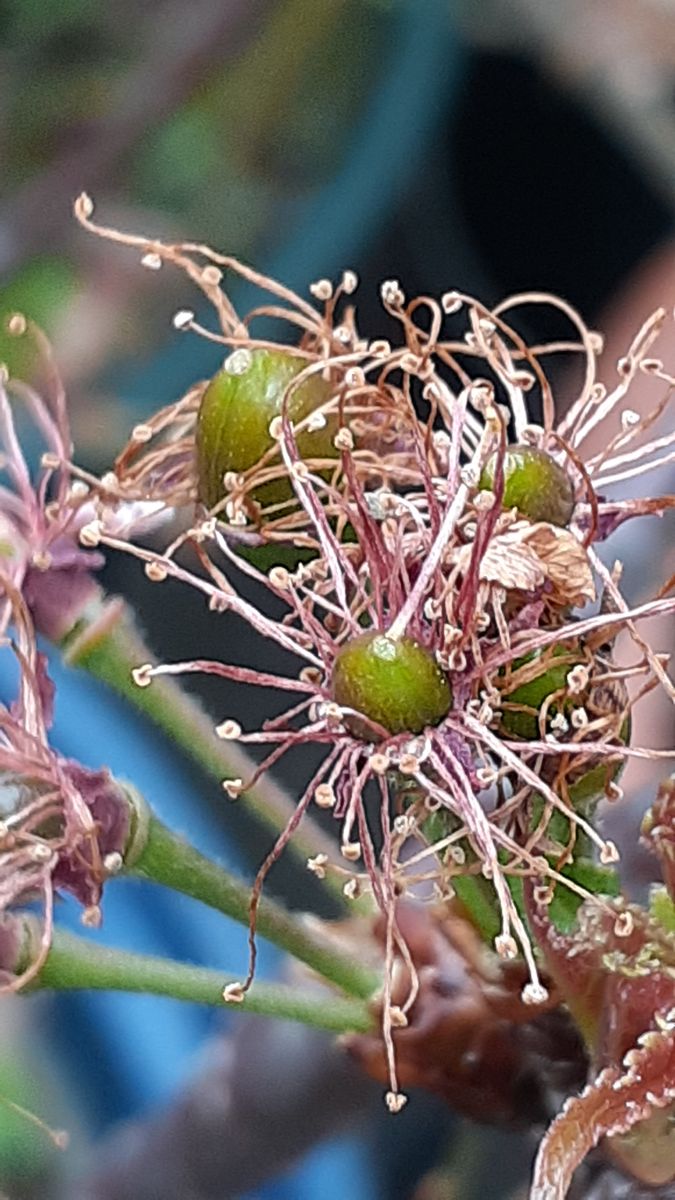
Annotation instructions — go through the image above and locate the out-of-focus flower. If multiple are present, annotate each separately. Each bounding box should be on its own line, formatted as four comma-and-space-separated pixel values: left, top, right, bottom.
73, 197, 675, 1118
0, 318, 104, 642
0, 585, 131, 989
0, 315, 168, 643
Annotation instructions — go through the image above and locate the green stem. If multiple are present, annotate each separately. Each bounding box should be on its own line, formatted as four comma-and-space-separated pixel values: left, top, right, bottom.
130, 813, 379, 1000
30, 927, 373, 1035
63, 593, 343, 888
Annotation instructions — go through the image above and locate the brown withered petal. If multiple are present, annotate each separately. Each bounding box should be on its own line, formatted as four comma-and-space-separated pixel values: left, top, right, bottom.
456, 520, 595, 607
470, 533, 547, 594
521, 524, 596, 607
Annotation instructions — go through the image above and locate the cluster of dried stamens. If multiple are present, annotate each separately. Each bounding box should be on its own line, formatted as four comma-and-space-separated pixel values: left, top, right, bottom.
0, 582, 131, 991
0, 304, 148, 988
70, 195, 675, 1106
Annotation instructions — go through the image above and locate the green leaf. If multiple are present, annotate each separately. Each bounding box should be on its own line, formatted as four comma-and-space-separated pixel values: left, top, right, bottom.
650, 887, 675, 935
452, 873, 501, 942
547, 859, 620, 934
453, 855, 619, 943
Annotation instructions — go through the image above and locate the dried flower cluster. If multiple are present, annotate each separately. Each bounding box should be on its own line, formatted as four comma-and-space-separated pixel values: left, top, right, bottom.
1, 193, 674, 1195
68, 198, 675, 1145
0, 588, 130, 992
0, 328, 135, 989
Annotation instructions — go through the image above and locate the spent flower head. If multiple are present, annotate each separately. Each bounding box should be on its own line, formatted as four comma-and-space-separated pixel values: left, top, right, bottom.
0, 586, 131, 989
74, 197, 675, 1110
0, 318, 105, 642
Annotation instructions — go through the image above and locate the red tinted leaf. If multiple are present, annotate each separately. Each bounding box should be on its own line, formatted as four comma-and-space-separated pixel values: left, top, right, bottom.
523, 880, 605, 1041
531, 1029, 675, 1199
642, 777, 675, 901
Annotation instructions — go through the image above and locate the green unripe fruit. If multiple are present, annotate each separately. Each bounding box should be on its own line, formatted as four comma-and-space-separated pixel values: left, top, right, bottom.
196, 349, 337, 511
503, 647, 630, 844
566, 723, 629, 807
500, 647, 578, 740
479, 445, 575, 527
332, 631, 452, 738
501, 649, 630, 794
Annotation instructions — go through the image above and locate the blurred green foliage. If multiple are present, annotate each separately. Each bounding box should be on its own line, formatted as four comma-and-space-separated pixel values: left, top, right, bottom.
0, 1053, 58, 1188
0, 259, 77, 378
0, 0, 385, 413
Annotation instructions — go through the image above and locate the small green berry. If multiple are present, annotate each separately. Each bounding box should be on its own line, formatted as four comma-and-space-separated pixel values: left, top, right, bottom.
332, 631, 452, 738
502, 649, 629, 837
196, 348, 336, 510
565, 715, 630, 806
479, 445, 575, 527
500, 647, 578, 740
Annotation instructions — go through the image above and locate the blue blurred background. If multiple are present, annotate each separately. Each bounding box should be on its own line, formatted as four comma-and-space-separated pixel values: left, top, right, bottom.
1, 1, 674, 1196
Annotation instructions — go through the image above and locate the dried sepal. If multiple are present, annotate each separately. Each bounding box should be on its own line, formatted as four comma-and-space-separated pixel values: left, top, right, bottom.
0, 327, 103, 641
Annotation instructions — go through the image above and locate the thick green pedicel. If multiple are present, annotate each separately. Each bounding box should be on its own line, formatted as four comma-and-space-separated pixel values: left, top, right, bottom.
479, 445, 575, 527
196, 348, 336, 510
332, 631, 452, 738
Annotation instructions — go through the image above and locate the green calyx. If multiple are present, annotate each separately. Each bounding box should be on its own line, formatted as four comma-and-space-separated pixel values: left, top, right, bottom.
479, 445, 575, 527
196, 348, 337, 511
331, 631, 452, 738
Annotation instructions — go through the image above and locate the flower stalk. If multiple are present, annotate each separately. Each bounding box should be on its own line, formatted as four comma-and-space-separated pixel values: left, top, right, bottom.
129, 811, 378, 1000
63, 592, 343, 883
26, 922, 373, 1034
